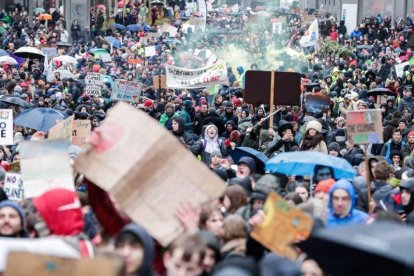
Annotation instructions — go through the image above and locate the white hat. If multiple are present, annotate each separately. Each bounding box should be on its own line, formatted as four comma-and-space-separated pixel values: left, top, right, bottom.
306, 120, 322, 133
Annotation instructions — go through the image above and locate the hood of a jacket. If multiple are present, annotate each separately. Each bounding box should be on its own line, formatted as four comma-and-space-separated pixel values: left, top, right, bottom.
118, 223, 154, 276
328, 180, 356, 215
33, 188, 84, 236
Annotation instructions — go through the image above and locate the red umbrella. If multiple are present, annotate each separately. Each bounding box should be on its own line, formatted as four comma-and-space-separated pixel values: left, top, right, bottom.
97, 4, 106, 9
117, 1, 125, 8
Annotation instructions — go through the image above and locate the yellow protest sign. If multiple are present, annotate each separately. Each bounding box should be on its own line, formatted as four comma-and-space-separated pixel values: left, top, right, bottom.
251, 192, 313, 260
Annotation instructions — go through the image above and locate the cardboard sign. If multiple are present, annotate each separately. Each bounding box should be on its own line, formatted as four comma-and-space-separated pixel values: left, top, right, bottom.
244, 71, 302, 106
128, 58, 142, 65
112, 79, 143, 103
48, 115, 74, 142
100, 53, 112, 63
5, 252, 123, 276
3, 173, 23, 201
72, 120, 91, 148
74, 103, 226, 246
20, 140, 74, 198
346, 109, 383, 144
305, 94, 331, 114
152, 75, 167, 89
166, 62, 228, 89
9, 161, 20, 173
0, 110, 13, 145
85, 73, 102, 97
251, 192, 313, 260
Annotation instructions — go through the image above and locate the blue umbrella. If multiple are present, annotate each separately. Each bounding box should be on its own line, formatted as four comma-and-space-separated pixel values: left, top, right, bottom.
14, 108, 66, 132
266, 151, 356, 179
230, 147, 269, 174
127, 24, 142, 32
0, 49, 8, 57
110, 23, 126, 30
104, 36, 122, 48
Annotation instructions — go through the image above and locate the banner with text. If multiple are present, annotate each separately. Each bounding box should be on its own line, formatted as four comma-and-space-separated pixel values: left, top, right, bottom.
85, 72, 102, 96
346, 109, 383, 144
4, 173, 24, 201
166, 62, 228, 89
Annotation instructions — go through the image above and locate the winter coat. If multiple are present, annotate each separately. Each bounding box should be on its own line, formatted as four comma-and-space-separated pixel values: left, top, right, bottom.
380, 139, 406, 163
326, 180, 369, 228
398, 96, 414, 113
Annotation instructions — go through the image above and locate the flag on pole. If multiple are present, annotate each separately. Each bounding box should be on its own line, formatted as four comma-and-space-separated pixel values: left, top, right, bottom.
299, 19, 319, 47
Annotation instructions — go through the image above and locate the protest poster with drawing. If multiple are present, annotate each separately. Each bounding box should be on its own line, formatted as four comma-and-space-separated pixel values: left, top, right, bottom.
3, 173, 24, 201
0, 110, 13, 145
346, 110, 383, 145
111, 79, 143, 103
74, 103, 226, 246
251, 192, 313, 260
20, 139, 74, 198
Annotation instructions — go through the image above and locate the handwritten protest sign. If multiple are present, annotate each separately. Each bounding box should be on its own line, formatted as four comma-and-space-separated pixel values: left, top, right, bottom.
5, 252, 123, 276
72, 120, 91, 148
0, 110, 13, 145
166, 62, 228, 89
395, 61, 409, 78
75, 103, 226, 246
346, 109, 383, 144
20, 140, 74, 198
305, 94, 330, 114
3, 173, 23, 201
145, 46, 157, 57
251, 192, 313, 260
85, 72, 102, 96
152, 75, 166, 89
48, 115, 74, 142
112, 79, 143, 103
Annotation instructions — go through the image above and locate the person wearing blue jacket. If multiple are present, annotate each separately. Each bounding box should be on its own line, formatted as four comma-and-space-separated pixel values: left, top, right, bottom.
326, 179, 368, 228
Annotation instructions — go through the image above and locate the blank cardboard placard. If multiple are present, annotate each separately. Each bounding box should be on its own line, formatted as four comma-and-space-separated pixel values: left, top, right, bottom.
251, 192, 313, 260
74, 102, 226, 246
4, 252, 123, 276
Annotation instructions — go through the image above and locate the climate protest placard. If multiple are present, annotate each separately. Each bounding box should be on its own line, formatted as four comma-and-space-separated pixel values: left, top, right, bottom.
111, 79, 143, 103
85, 72, 102, 96
166, 62, 228, 89
72, 120, 91, 148
3, 173, 24, 201
346, 109, 383, 144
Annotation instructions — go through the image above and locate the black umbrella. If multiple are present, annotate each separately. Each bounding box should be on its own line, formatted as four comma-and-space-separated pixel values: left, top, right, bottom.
367, 88, 394, 96
151, 0, 164, 5
297, 222, 414, 276
0, 96, 33, 108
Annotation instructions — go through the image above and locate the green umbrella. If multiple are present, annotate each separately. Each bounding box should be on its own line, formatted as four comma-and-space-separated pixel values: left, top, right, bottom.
91, 49, 109, 57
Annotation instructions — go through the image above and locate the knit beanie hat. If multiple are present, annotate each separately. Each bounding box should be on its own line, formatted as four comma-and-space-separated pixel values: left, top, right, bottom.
306, 120, 322, 133
0, 200, 25, 227
328, 142, 341, 153
315, 178, 335, 193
